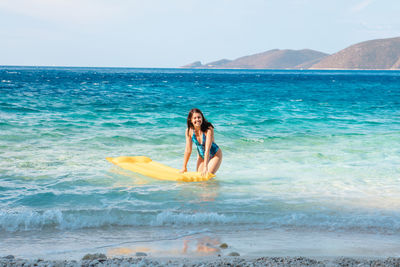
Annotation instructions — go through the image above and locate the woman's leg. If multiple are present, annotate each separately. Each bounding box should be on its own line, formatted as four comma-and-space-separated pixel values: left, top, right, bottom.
197, 156, 204, 172
207, 149, 222, 174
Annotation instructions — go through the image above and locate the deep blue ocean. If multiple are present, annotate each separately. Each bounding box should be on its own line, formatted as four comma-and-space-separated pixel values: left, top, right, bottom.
1, 66, 400, 258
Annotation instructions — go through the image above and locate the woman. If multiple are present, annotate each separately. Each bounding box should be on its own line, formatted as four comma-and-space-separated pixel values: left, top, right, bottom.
180, 108, 222, 176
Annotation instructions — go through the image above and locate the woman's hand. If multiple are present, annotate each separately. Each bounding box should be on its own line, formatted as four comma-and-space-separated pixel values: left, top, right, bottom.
180, 167, 187, 173
201, 167, 208, 177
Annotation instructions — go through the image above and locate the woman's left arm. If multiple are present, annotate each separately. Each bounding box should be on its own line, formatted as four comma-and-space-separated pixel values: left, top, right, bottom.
202, 128, 214, 176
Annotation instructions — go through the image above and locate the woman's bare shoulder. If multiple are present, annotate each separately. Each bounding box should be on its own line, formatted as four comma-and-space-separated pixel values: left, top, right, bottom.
206, 127, 214, 135
185, 128, 193, 137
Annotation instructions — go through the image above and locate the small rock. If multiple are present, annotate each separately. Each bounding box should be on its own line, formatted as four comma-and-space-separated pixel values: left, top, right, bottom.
4, 255, 15, 260
82, 253, 107, 261
228, 252, 240, 256
135, 252, 147, 257
219, 243, 228, 249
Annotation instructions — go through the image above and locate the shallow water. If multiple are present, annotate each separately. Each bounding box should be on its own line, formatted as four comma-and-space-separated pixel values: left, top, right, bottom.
1, 67, 400, 258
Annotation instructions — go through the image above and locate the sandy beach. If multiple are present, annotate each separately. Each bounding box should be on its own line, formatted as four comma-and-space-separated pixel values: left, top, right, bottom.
2, 255, 400, 267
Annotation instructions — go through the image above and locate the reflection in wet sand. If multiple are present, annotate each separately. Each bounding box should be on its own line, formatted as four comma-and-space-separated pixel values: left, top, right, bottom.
107, 247, 151, 257
183, 236, 221, 255
105, 235, 223, 257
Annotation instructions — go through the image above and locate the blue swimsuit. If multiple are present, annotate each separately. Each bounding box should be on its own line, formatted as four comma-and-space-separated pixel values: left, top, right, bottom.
192, 130, 219, 159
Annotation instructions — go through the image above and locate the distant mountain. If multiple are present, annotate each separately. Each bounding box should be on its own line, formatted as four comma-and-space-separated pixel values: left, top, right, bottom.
311, 37, 400, 69
203, 59, 232, 68
182, 36, 400, 70
392, 56, 400, 69
182, 61, 203, 68
183, 49, 328, 69
222, 49, 328, 69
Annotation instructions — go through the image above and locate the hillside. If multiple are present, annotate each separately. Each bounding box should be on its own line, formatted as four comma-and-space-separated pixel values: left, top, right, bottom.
183, 49, 328, 69
182, 36, 400, 70
222, 49, 328, 69
311, 37, 400, 69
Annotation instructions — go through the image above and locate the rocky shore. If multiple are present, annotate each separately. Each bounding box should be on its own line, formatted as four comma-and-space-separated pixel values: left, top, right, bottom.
2, 255, 400, 267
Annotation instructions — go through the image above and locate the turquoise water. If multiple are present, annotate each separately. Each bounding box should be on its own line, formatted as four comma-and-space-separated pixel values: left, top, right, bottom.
1, 67, 400, 258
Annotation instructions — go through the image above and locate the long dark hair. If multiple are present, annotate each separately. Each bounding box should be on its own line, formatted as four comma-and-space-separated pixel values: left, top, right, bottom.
186, 108, 214, 132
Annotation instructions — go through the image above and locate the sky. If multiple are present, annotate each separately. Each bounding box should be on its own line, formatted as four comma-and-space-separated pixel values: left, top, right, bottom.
0, 0, 399, 68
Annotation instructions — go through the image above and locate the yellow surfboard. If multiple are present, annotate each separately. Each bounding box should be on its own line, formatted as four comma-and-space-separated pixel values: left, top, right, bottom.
106, 156, 215, 182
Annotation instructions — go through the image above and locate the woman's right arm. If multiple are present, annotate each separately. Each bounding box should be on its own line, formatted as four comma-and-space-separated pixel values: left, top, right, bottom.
181, 128, 192, 173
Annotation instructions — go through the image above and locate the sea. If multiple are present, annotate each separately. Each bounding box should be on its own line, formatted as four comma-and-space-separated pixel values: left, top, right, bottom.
1, 66, 400, 259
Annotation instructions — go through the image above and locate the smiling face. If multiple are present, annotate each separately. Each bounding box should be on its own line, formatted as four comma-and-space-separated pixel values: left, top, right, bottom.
191, 112, 203, 129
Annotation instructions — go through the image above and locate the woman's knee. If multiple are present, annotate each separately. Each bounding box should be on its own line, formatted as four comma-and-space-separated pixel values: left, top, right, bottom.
208, 156, 222, 174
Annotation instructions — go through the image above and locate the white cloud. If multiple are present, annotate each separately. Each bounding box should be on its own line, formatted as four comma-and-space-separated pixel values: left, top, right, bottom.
350, 0, 374, 13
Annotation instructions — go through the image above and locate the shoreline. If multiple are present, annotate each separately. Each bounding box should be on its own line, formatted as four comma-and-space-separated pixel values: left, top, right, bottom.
3, 227, 400, 262
2, 255, 400, 267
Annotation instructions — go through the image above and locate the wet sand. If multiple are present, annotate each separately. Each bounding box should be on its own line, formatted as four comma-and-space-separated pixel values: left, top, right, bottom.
2, 255, 400, 267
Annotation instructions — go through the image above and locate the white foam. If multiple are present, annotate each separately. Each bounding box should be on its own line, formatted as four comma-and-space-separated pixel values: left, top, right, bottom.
151, 211, 229, 226
2, 208, 400, 235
